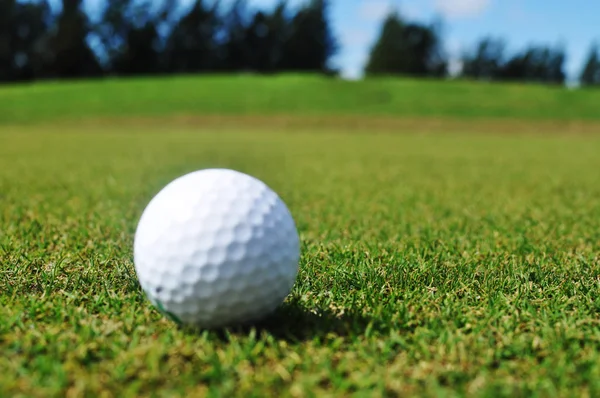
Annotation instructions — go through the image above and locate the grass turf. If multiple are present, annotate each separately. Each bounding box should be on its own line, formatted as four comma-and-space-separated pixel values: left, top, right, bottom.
2, 74, 600, 125
2, 76, 600, 396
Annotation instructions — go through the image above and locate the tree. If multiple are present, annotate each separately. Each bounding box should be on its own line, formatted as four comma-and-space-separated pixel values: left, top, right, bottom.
96, 0, 173, 75
221, 0, 252, 71
499, 44, 565, 85
364, 11, 447, 77
0, 0, 18, 81
461, 37, 505, 80
45, 0, 103, 78
0, 0, 53, 82
243, 1, 292, 72
280, 0, 338, 73
164, 0, 221, 72
115, 21, 162, 75
364, 12, 404, 75
95, 0, 134, 72
580, 43, 600, 87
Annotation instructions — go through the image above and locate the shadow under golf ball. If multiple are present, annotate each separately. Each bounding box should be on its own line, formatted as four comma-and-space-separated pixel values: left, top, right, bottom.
174, 299, 386, 342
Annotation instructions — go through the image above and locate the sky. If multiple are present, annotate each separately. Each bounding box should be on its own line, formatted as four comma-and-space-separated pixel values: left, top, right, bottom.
78, 0, 600, 81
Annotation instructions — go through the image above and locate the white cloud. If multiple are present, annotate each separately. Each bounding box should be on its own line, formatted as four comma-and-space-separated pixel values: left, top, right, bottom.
446, 37, 463, 55
434, 0, 491, 19
401, 3, 425, 20
342, 30, 372, 47
445, 37, 465, 77
358, 0, 428, 23
359, 0, 395, 22
447, 59, 464, 77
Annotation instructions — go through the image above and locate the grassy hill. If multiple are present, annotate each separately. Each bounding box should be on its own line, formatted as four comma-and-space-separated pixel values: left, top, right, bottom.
1, 74, 600, 125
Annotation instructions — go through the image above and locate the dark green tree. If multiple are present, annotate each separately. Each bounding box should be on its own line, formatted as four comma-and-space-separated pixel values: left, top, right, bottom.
97, 0, 173, 75
364, 11, 404, 75
243, 1, 291, 72
364, 11, 447, 77
280, 0, 338, 73
580, 42, 600, 86
0, 0, 18, 81
45, 0, 103, 78
221, 0, 252, 71
499, 44, 565, 84
461, 37, 505, 80
0, 0, 53, 82
164, 0, 221, 72
95, 0, 133, 71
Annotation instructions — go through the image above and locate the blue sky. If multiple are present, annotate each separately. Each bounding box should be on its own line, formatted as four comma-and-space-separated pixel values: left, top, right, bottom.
79, 0, 599, 81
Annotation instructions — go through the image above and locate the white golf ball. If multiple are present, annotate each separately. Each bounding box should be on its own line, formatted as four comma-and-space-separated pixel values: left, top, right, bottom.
133, 168, 300, 328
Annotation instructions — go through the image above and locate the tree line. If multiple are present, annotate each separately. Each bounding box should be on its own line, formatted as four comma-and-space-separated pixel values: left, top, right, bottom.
1, 0, 599, 87
365, 12, 600, 87
0, 0, 337, 82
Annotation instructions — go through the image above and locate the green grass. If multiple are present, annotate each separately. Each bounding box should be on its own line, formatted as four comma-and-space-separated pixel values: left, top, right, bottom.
2, 76, 600, 396
2, 74, 600, 125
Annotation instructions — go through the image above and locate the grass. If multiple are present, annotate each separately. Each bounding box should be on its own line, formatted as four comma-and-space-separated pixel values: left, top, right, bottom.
1, 75, 600, 396
2, 74, 600, 125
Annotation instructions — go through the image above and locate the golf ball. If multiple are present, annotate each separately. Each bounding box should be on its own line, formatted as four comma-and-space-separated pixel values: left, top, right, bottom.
133, 168, 300, 328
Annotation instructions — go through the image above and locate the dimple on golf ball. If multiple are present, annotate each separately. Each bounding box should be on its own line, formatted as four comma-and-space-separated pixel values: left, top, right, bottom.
133, 168, 300, 328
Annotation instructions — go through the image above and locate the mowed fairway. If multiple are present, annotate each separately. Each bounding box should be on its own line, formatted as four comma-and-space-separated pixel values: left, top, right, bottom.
2, 76, 600, 397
